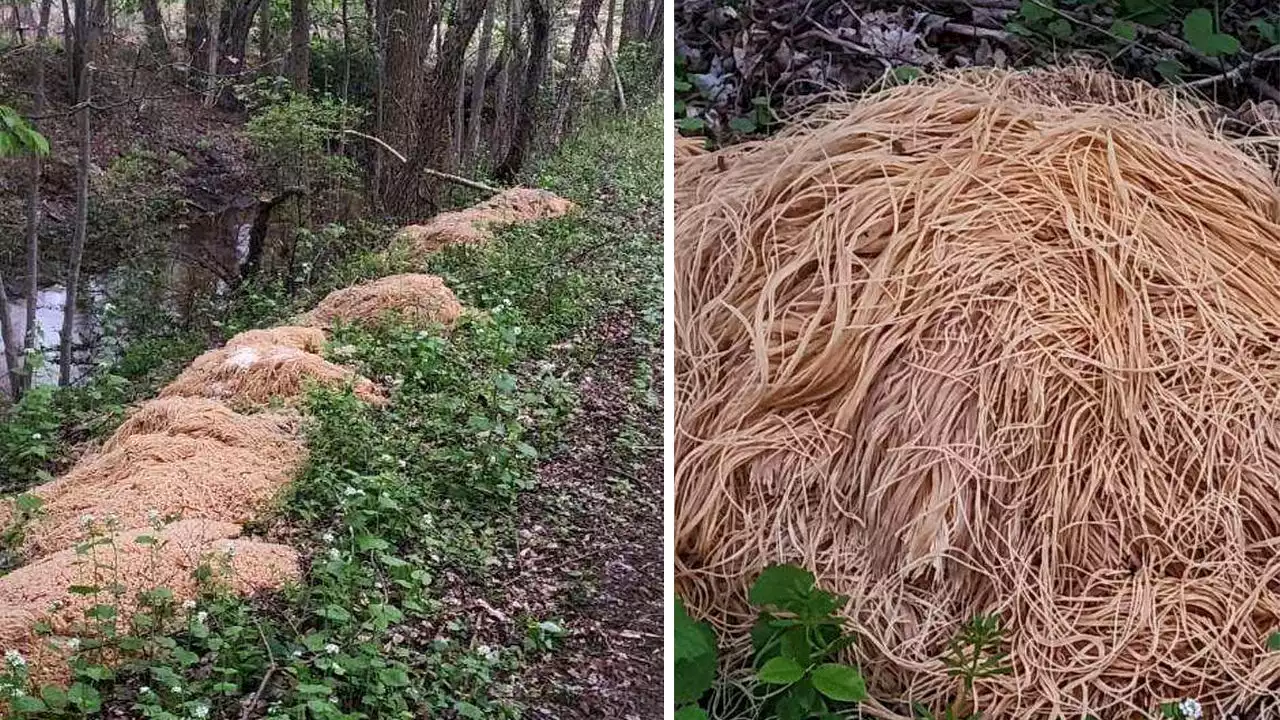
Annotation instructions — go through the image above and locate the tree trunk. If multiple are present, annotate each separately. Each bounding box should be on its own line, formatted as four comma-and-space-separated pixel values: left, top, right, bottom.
140, 0, 167, 62
450, 55, 466, 161
376, 0, 432, 203
340, 0, 350, 102
256, 0, 270, 62
218, 0, 262, 78
204, 0, 221, 104
61, 20, 91, 387
597, 0, 614, 89
186, 0, 209, 71
488, 0, 521, 164
493, 0, 547, 183
550, 0, 603, 142
0, 277, 19, 400
619, 0, 642, 44
286, 0, 308, 91
465, 0, 495, 166
388, 0, 490, 214
18, 0, 50, 398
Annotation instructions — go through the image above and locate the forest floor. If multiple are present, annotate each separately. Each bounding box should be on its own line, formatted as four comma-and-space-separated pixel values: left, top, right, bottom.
676, 0, 1280, 145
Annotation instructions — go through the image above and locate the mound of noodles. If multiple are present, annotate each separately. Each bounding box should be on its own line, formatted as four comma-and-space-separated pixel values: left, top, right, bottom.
675, 67, 1280, 719
297, 273, 463, 329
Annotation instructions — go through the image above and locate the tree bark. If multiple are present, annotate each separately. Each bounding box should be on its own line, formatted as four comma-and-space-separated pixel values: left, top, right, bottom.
256, 0, 270, 63
465, 0, 495, 166
204, 0, 221, 104
286, 0, 309, 91
376, 0, 431, 200
0, 277, 20, 400
17, 0, 51, 398
388, 0, 490, 214
493, 0, 547, 183
186, 0, 209, 71
550, 0, 603, 142
597, 0, 615, 91
61, 19, 92, 387
140, 0, 168, 63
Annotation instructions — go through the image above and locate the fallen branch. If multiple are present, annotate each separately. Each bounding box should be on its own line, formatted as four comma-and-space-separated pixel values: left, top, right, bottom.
1183, 45, 1280, 89
342, 129, 503, 195
920, 12, 1014, 42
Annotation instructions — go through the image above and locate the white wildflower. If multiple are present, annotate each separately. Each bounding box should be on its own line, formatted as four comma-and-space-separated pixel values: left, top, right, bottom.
342, 486, 363, 497
138, 686, 151, 695
30, 433, 40, 440
147, 509, 161, 523
196, 611, 208, 624
292, 650, 303, 658
65, 638, 80, 651
328, 548, 341, 561
1179, 699, 1202, 720
322, 532, 335, 543
192, 703, 210, 719
182, 599, 197, 611
4, 650, 25, 668
172, 685, 182, 693
79, 514, 94, 527
324, 643, 339, 655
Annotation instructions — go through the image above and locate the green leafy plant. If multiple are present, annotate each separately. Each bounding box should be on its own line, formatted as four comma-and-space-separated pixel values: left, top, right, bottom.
1182, 8, 1239, 56
0, 105, 49, 158
916, 614, 1012, 720
674, 596, 717, 719
749, 565, 867, 719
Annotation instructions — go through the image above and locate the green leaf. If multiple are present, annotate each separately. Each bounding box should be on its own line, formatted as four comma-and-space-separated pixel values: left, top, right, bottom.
757, 656, 805, 684
11, 696, 47, 712
810, 663, 868, 702
674, 707, 709, 720
891, 66, 921, 84
356, 535, 390, 552
749, 564, 815, 610
1267, 631, 1280, 651
1019, 0, 1054, 24
67, 682, 102, 712
454, 701, 487, 719
678, 116, 706, 132
1249, 18, 1280, 44
1121, 0, 1169, 25
1183, 8, 1240, 56
1154, 58, 1187, 80
40, 685, 68, 710
1046, 18, 1073, 39
728, 116, 757, 134
1110, 19, 1137, 41
674, 597, 712, 661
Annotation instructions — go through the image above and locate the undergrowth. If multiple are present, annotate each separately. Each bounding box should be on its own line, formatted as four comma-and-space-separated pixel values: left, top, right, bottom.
0, 105, 661, 719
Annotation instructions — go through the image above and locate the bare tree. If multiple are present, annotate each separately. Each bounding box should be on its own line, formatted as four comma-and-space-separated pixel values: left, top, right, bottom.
465, 0, 496, 166
287, 0, 309, 90
597, 0, 615, 91
550, 0, 604, 142
0, 281, 19, 399
488, 0, 522, 163
493, 0, 547, 183
204, 0, 222, 103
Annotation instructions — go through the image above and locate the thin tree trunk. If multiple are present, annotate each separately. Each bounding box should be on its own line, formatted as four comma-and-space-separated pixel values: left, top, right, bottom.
340, 0, 350, 102
488, 0, 521, 163
0, 278, 19, 400
18, 0, 50, 397
597, 0, 614, 90
465, 0, 495, 166
140, 0, 167, 62
61, 20, 91, 387
550, 0, 603, 142
451, 55, 466, 161
204, 0, 221, 104
493, 0, 547, 183
286, 0, 308, 91
186, 0, 209, 71
256, 0, 270, 62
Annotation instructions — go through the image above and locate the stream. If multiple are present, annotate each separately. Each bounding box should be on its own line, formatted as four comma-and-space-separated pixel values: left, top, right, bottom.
0, 198, 258, 395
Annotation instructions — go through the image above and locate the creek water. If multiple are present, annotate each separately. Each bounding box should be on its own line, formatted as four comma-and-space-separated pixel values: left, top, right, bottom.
0, 198, 257, 395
